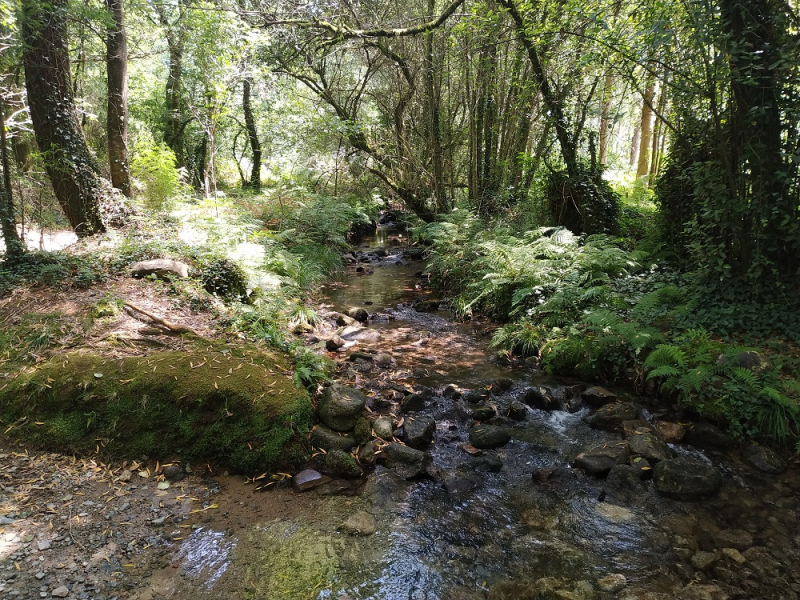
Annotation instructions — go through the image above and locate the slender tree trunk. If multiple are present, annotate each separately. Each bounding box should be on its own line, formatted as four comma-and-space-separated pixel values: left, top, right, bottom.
636, 75, 655, 179
0, 98, 24, 258
649, 87, 667, 183
599, 71, 614, 165
157, 1, 187, 167
106, 0, 131, 196
20, 0, 106, 236
242, 78, 262, 191
629, 122, 640, 169
425, 0, 446, 212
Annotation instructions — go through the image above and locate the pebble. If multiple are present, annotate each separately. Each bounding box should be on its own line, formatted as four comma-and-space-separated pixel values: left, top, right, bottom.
597, 573, 627, 592
35, 572, 46, 580
51, 586, 69, 598
37, 541, 51, 551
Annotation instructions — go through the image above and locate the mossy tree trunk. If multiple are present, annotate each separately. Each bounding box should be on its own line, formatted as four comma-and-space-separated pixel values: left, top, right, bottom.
105, 0, 131, 197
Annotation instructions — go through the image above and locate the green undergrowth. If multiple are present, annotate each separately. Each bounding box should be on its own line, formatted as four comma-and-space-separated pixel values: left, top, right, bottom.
419, 210, 800, 450
0, 345, 313, 474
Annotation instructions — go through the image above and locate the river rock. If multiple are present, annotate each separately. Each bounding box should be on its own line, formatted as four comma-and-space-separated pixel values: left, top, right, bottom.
597, 573, 627, 593
628, 431, 672, 463
322, 449, 363, 478
402, 416, 436, 449
605, 464, 645, 500
581, 385, 617, 408
491, 378, 515, 394
339, 325, 364, 340
684, 423, 732, 450
162, 465, 186, 482
336, 313, 357, 327
443, 476, 479, 494
654, 420, 687, 443
464, 388, 492, 403
653, 457, 722, 500
382, 443, 432, 479
374, 353, 394, 368
583, 403, 639, 432
472, 406, 496, 421
442, 384, 462, 399
318, 383, 367, 431
51, 587, 70, 599
130, 258, 189, 279
310, 425, 357, 452
339, 511, 377, 536
347, 307, 370, 322
401, 392, 428, 413
674, 584, 729, 600
741, 444, 787, 474
469, 424, 511, 449
358, 440, 378, 466
623, 419, 655, 437
574, 443, 629, 477
506, 400, 528, 421
629, 456, 652, 478
413, 299, 441, 311
713, 528, 753, 551
373, 416, 394, 440
521, 386, 559, 411
325, 335, 345, 351
292, 469, 331, 492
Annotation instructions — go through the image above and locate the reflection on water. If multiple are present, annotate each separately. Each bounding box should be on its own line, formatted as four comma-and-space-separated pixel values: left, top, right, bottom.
176, 529, 235, 588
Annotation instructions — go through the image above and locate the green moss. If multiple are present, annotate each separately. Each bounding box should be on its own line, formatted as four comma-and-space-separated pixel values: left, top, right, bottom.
0, 345, 312, 474
353, 416, 372, 445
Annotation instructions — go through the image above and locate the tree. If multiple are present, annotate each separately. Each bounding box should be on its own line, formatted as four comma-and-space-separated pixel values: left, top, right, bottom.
0, 96, 24, 258
106, 0, 131, 196
20, 0, 106, 236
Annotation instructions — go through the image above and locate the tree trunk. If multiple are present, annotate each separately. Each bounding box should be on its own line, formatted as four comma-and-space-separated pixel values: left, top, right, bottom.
0, 98, 24, 258
425, 0, 446, 212
242, 78, 262, 191
157, 1, 187, 167
599, 72, 614, 165
636, 75, 655, 179
629, 122, 640, 169
20, 0, 106, 236
106, 0, 131, 197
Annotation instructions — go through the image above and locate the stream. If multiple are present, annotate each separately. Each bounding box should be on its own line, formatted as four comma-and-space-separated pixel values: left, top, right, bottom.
145, 226, 800, 600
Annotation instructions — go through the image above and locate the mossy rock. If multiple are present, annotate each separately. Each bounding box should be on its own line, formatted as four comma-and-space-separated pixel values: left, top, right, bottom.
0, 346, 312, 474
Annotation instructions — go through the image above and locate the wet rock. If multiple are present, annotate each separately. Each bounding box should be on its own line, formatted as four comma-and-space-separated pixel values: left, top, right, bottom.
491, 378, 515, 394
130, 258, 189, 279
605, 464, 645, 501
442, 384, 462, 399
521, 386, 559, 411
318, 383, 368, 431
628, 431, 672, 463
339, 511, 377, 536
597, 573, 627, 593
353, 417, 373, 445
464, 388, 492, 403
315, 479, 354, 496
413, 299, 440, 312
348, 351, 373, 362
629, 456, 652, 479
581, 385, 617, 408
623, 419, 655, 437
310, 425, 358, 452
654, 420, 687, 443
583, 403, 639, 432
382, 443, 432, 479
358, 441, 378, 466
443, 476, 478, 494
292, 469, 331, 492
346, 307, 370, 322
684, 423, 733, 450
474, 454, 504, 472
653, 457, 722, 500
322, 449, 363, 478
402, 416, 436, 449
336, 313, 357, 327
742, 546, 781, 577
713, 529, 753, 551
741, 444, 787, 474
162, 465, 186, 482
469, 424, 511, 449
372, 416, 394, 440
574, 443, 629, 477
692, 550, 722, 570
674, 584, 729, 600
400, 393, 428, 413
325, 335, 345, 351
339, 325, 364, 340
720, 548, 746, 564
506, 400, 528, 421
472, 406, 496, 421
51, 587, 69, 598
374, 353, 394, 368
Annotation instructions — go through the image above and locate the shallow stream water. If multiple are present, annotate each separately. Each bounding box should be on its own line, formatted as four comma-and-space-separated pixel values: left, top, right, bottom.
149, 226, 800, 600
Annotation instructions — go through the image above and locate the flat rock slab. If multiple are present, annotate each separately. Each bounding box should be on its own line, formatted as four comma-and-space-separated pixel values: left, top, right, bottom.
292, 469, 331, 492
653, 457, 722, 500
130, 259, 189, 279
628, 431, 672, 463
741, 444, 787, 474
339, 511, 377, 536
583, 403, 639, 432
581, 385, 617, 408
574, 443, 629, 477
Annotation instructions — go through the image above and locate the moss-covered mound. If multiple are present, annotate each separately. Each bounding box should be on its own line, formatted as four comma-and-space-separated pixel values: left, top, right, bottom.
0, 346, 312, 473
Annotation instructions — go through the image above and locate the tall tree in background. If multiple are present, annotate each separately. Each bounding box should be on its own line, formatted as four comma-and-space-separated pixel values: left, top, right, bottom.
242, 77, 261, 191
154, 0, 189, 168
20, 0, 105, 236
0, 96, 24, 258
106, 0, 131, 197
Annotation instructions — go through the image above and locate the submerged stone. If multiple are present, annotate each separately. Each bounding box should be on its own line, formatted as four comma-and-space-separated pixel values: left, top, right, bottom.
402, 416, 436, 449
381, 443, 432, 479
581, 385, 617, 408
583, 403, 639, 432
574, 443, 629, 477
653, 457, 722, 500
741, 444, 787, 474
468, 424, 510, 449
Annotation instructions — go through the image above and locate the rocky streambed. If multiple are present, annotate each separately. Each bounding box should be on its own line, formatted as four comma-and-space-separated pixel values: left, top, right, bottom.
2, 230, 799, 600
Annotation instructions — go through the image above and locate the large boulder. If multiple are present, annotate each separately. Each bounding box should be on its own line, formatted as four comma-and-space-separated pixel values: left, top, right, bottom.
469, 424, 511, 449
628, 431, 672, 463
574, 443, 629, 477
741, 444, 787, 474
583, 403, 639, 432
655, 420, 687, 443
318, 383, 367, 432
130, 259, 189, 280
653, 457, 722, 500
402, 416, 436, 449
382, 443, 432, 479
581, 385, 617, 408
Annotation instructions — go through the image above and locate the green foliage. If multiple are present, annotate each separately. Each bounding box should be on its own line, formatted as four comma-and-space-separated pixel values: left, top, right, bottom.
131, 132, 187, 210
644, 330, 800, 446
198, 255, 249, 299
0, 251, 106, 295
545, 165, 620, 235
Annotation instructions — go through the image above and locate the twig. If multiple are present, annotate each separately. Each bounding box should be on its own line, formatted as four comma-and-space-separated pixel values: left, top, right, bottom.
123, 302, 198, 336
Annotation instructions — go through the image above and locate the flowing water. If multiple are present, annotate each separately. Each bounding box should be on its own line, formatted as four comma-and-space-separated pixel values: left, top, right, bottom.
154, 226, 800, 600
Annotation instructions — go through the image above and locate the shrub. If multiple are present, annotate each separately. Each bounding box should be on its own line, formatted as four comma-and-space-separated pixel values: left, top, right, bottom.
131, 132, 187, 210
